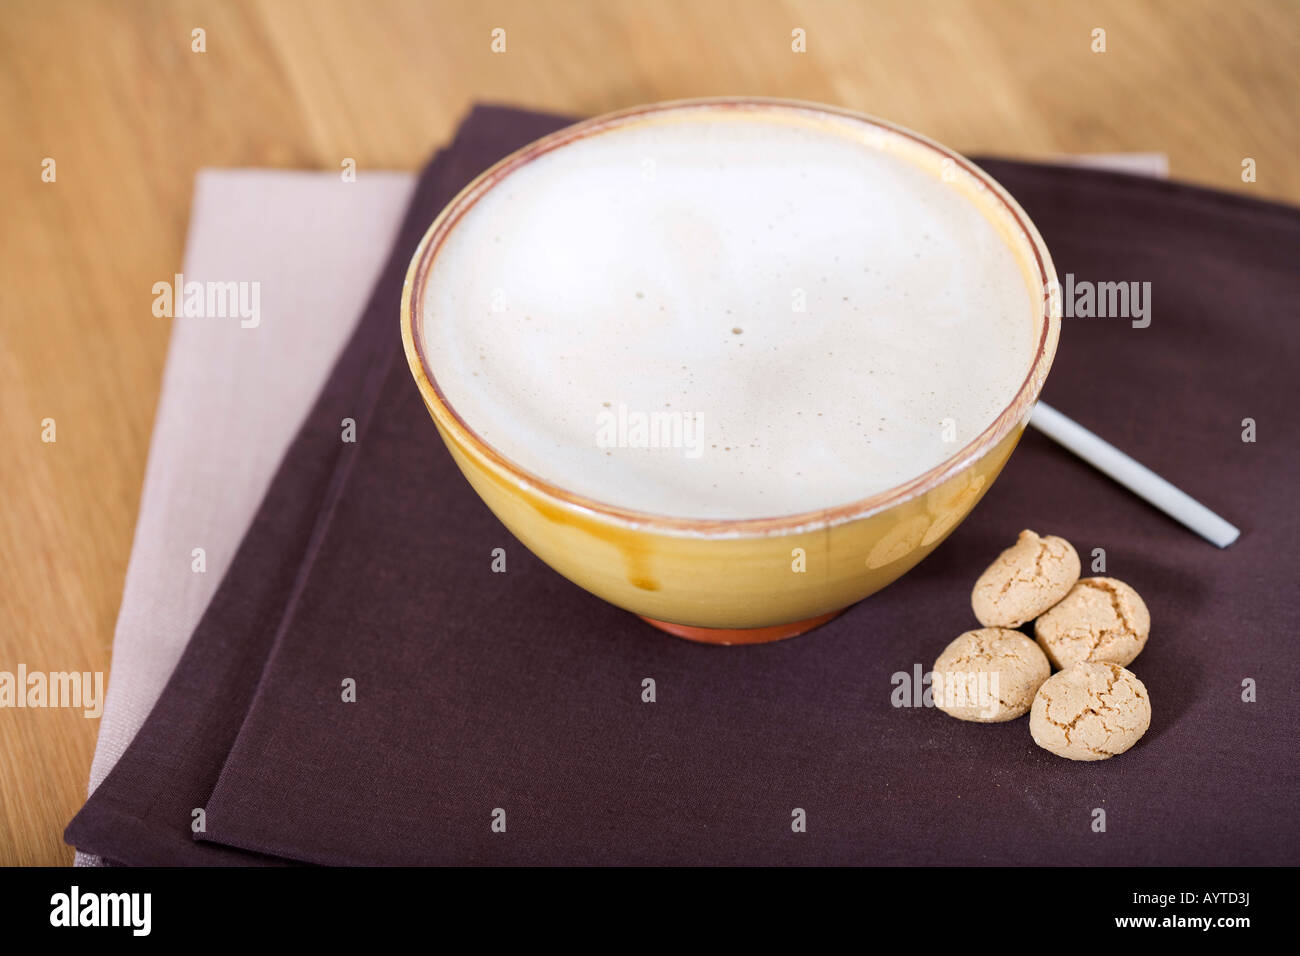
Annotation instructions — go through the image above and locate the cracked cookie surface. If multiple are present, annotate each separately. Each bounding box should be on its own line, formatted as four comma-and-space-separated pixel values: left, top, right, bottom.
1035, 577, 1150, 668
1029, 661, 1151, 761
932, 627, 1050, 722
971, 530, 1080, 627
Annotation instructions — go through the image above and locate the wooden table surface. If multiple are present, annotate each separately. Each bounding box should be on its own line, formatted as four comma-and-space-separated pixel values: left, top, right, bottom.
3, 0, 1298, 866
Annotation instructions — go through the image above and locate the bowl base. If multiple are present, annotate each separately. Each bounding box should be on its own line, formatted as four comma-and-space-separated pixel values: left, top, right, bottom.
638, 608, 847, 645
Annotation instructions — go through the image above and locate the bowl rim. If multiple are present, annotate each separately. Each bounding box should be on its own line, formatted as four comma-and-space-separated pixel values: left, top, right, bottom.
400, 96, 1060, 537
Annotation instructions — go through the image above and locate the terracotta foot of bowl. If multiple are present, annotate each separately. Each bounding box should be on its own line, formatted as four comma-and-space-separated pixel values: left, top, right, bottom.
639, 608, 848, 645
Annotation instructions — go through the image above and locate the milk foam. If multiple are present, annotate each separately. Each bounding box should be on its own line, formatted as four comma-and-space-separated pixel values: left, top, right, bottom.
420, 107, 1037, 520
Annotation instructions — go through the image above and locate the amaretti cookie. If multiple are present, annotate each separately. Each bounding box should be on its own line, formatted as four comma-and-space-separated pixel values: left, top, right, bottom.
1029, 661, 1151, 761
971, 530, 1080, 627
1034, 577, 1150, 669
932, 628, 1051, 722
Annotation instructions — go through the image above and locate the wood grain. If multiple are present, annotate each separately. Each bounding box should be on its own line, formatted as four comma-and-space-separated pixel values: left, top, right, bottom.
2, 0, 1297, 866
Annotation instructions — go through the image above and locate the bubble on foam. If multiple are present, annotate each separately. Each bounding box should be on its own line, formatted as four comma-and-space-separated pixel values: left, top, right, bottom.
421, 108, 1036, 520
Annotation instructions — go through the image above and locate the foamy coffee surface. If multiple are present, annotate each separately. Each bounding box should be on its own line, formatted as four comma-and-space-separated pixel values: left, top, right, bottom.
420, 108, 1036, 521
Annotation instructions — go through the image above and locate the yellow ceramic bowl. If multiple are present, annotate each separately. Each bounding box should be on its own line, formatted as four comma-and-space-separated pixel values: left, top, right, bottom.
401, 98, 1060, 644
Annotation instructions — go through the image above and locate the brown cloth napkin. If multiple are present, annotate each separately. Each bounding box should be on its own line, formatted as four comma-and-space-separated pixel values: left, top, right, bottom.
67, 106, 1300, 866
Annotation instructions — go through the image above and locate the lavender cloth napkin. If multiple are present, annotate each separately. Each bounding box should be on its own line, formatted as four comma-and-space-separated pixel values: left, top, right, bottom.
76, 170, 414, 867
68, 106, 1300, 865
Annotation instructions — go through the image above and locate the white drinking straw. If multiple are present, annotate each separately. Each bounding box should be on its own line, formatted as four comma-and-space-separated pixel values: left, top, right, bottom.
1028, 402, 1240, 548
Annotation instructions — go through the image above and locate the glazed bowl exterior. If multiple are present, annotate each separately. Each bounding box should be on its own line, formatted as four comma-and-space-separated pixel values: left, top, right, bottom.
401, 98, 1060, 633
